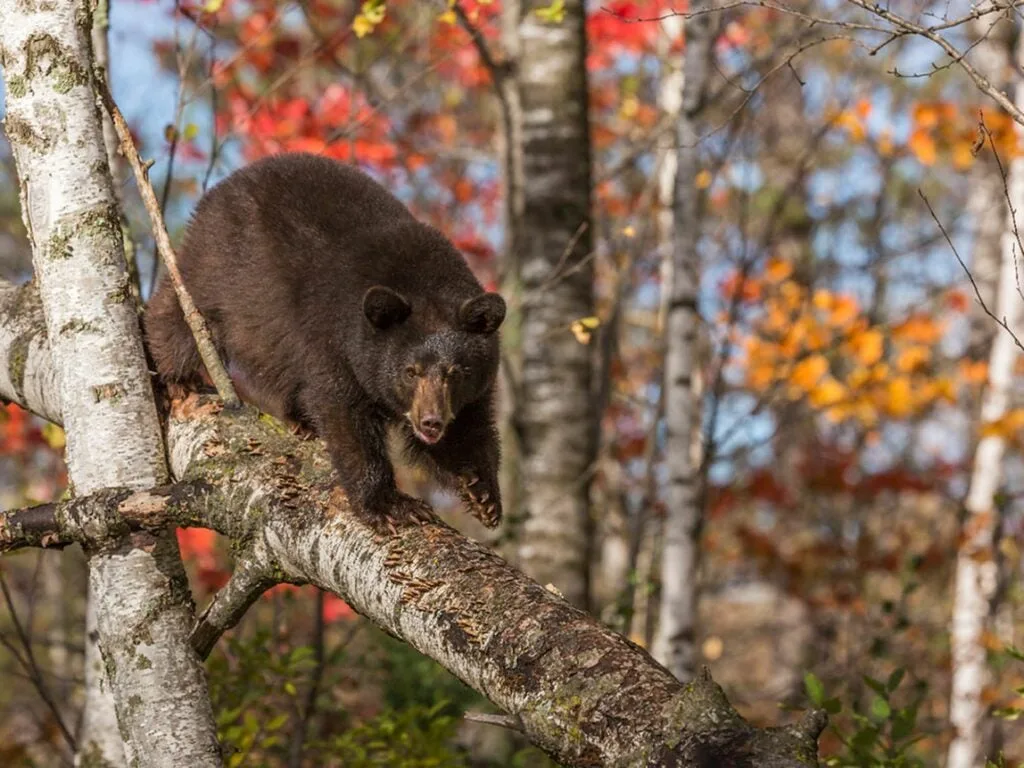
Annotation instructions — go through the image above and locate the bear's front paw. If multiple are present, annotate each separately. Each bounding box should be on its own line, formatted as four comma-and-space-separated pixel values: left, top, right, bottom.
355, 493, 435, 535
457, 472, 502, 528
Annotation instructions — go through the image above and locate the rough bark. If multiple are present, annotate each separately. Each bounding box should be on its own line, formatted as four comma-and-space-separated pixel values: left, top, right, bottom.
654, 1, 718, 682
507, 0, 596, 610
946, 12, 1021, 768
0, 2, 220, 765
0, 279, 826, 767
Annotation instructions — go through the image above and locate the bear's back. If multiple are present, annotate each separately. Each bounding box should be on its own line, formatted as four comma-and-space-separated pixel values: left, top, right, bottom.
179, 153, 483, 316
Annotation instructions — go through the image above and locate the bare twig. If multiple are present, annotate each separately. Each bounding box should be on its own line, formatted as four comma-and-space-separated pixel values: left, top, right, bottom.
844, 0, 1024, 126
93, 78, 240, 407
0, 573, 76, 750
919, 189, 1024, 354
288, 589, 327, 768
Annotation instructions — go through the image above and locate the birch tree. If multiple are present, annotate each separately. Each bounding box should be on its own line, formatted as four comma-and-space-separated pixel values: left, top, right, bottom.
653, 1, 719, 682
947, 23, 1024, 765
0, 0, 220, 763
505, 0, 597, 610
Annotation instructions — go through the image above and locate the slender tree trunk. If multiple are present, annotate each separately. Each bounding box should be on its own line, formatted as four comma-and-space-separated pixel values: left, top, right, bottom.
506, 0, 596, 609
947, 16, 1023, 766
0, 1, 220, 764
653, 1, 718, 681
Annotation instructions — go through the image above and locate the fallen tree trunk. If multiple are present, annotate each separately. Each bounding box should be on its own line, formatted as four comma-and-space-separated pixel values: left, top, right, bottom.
0, 279, 824, 766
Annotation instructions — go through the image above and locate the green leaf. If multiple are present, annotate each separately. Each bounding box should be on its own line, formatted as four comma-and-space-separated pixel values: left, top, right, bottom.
823, 697, 842, 714
863, 675, 888, 698
284, 681, 298, 696
870, 696, 891, 720
804, 671, 825, 706
266, 713, 289, 732
886, 667, 905, 692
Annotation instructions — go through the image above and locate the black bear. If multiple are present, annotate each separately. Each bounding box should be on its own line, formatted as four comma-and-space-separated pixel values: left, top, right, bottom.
144, 152, 505, 529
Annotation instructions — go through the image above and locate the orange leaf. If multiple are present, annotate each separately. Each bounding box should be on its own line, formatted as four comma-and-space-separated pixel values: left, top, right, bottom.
829, 295, 860, 327
884, 376, 914, 418
791, 355, 829, 391
764, 257, 793, 283
810, 376, 847, 408
896, 345, 931, 373
849, 329, 884, 366
909, 128, 937, 166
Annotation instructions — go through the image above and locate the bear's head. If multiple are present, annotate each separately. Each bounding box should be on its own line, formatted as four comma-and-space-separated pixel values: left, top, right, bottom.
361, 286, 506, 443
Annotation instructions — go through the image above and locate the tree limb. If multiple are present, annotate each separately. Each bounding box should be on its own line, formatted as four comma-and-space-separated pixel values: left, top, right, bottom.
0, 280, 825, 766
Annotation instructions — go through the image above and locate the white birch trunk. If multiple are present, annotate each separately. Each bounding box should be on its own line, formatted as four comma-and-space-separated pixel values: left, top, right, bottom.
946, 12, 1022, 768
653, 1, 717, 681
0, 1, 220, 764
508, 0, 596, 609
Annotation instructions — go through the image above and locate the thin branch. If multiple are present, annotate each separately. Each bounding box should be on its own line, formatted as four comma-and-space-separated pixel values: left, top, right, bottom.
919, 189, 1024, 354
288, 590, 327, 768
190, 556, 277, 660
844, 0, 1024, 126
93, 77, 240, 407
0, 573, 76, 750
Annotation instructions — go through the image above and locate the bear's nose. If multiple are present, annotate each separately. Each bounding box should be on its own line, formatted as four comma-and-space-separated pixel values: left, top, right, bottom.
419, 415, 444, 438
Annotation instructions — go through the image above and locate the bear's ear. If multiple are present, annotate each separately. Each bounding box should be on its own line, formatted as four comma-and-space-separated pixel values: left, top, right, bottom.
458, 292, 506, 335
363, 286, 411, 329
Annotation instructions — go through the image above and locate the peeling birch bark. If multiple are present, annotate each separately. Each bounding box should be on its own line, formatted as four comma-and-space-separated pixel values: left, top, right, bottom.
654, 0, 718, 682
507, 0, 596, 610
0, 1, 220, 764
0, 280, 826, 766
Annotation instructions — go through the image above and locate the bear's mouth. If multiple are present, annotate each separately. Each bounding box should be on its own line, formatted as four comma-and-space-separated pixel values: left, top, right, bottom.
409, 418, 444, 445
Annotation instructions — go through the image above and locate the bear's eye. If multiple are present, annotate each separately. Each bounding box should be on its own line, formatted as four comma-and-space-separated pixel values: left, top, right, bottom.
405, 366, 419, 381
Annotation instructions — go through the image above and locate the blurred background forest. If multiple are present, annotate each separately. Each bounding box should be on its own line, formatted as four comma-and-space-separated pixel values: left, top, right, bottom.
2, 0, 1024, 765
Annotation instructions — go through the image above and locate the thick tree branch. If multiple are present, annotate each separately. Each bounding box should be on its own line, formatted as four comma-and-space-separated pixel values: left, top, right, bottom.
0, 281, 824, 766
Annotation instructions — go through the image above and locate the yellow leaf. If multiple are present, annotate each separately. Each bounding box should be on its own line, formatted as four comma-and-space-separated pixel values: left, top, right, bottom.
849, 329, 884, 366
791, 355, 829, 391
885, 376, 914, 418
203, 0, 223, 12
353, 14, 375, 37
812, 290, 833, 312
438, 9, 456, 23
571, 316, 599, 344
534, 0, 565, 23
952, 140, 975, 170
41, 422, 65, 450
836, 110, 866, 142
896, 345, 931, 373
810, 376, 846, 408
622, 225, 636, 238
620, 96, 639, 119
695, 169, 712, 189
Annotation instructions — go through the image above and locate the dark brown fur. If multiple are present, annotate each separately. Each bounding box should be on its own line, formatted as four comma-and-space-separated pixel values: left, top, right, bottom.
144, 153, 505, 528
